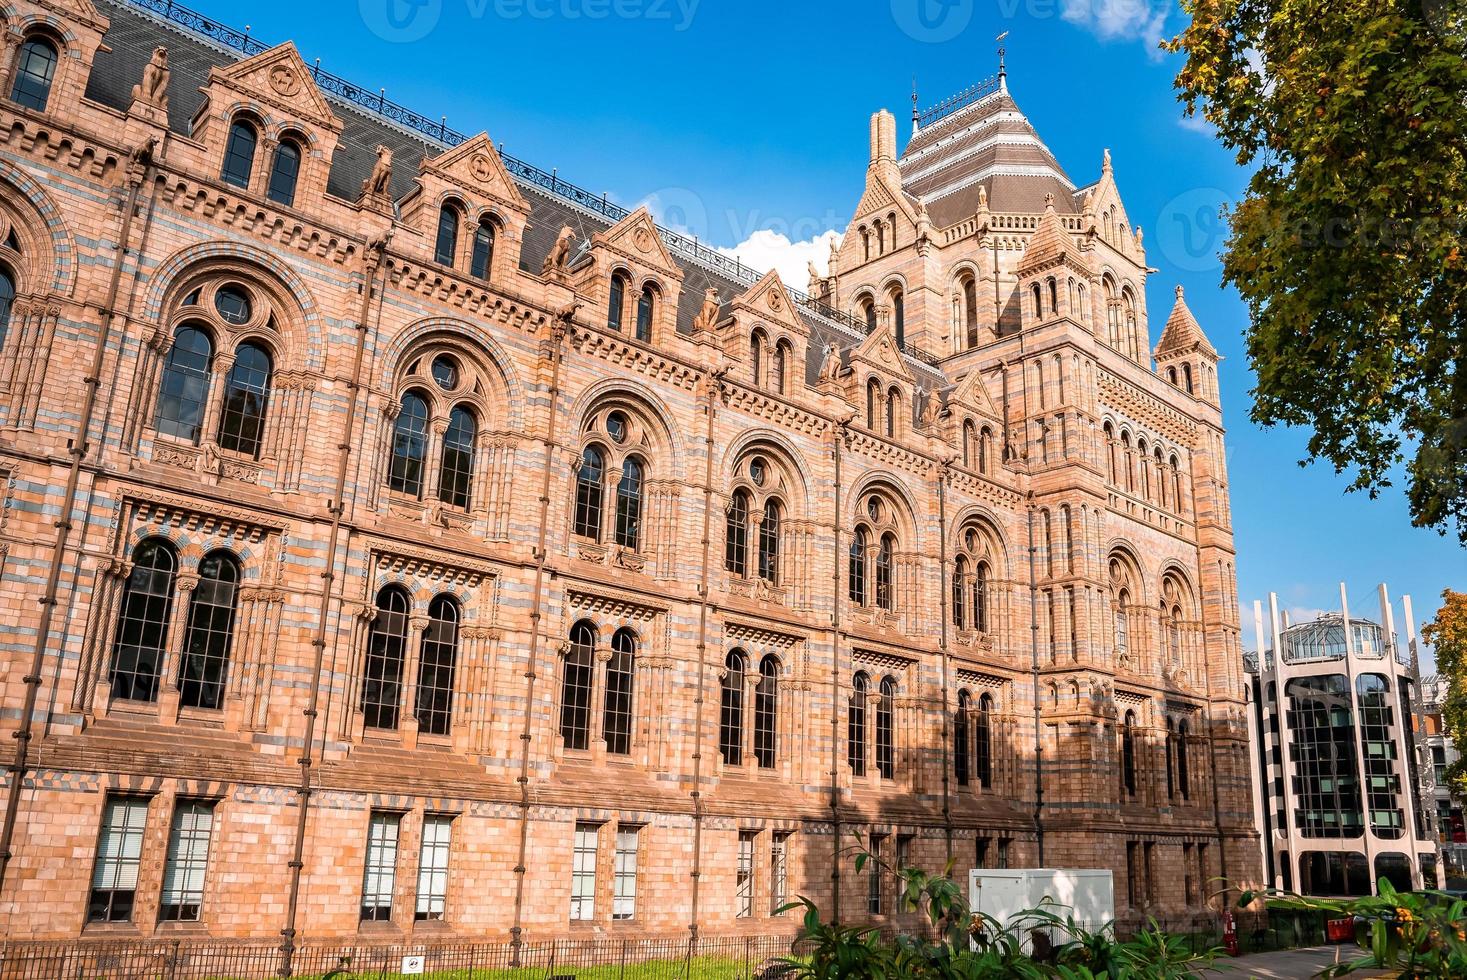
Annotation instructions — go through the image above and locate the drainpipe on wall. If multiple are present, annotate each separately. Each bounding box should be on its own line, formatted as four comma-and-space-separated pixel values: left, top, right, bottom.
0, 142, 159, 902
937, 465, 952, 860
1028, 498, 1045, 866
829, 419, 846, 921
279, 230, 389, 977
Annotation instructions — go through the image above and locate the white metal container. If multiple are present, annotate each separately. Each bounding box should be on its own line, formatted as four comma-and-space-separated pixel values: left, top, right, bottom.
968, 868, 1115, 951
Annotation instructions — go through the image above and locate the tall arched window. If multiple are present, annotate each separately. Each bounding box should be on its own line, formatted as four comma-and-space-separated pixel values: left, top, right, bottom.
976, 693, 993, 788
560, 621, 595, 750
720, 651, 746, 765
614, 456, 644, 550
860, 296, 877, 332
979, 427, 990, 474
973, 562, 990, 633
962, 420, 975, 469
155, 326, 214, 443
603, 628, 636, 755
952, 555, 968, 628
267, 140, 301, 206
876, 676, 897, 778
434, 204, 460, 267
635, 284, 654, 342
875, 533, 895, 611
178, 551, 240, 710
9, 37, 58, 111
848, 527, 868, 605
416, 595, 459, 736
725, 490, 749, 577
1121, 710, 1137, 797
954, 689, 971, 786
772, 342, 787, 395
848, 672, 869, 776
1177, 720, 1191, 800
607, 272, 627, 331
891, 290, 905, 349
216, 342, 272, 458
362, 586, 409, 730
109, 539, 178, 702
754, 655, 779, 769
220, 119, 258, 189
574, 446, 605, 541
387, 391, 430, 498
750, 331, 764, 387
885, 387, 898, 438
1182, 363, 1194, 394
1165, 718, 1177, 800
0, 264, 13, 351
866, 379, 879, 430
1114, 588, 1131, 657
758, 499, 780, 583
438, 406, 476, 509
963, 276, 979, 349
470, 221, 495, 280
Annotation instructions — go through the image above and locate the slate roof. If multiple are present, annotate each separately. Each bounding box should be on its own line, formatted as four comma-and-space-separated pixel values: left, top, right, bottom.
1154, 286, 1216, 358
84, 0, 951, 396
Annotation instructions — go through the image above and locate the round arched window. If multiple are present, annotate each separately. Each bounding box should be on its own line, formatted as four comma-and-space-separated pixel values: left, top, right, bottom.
431, 354, 459, 391
214, 285, 252, 326
606, 410, 628, 444
866, 496, 883, 523
749, 456, 767, 487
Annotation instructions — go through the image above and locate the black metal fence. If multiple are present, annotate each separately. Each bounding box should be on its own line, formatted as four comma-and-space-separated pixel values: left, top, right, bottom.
0, 935, 802, 980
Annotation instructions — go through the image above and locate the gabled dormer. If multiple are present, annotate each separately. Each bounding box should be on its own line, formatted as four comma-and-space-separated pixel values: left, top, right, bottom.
399, 133, 530, 283
580, 206, 683, 347
835, 110, 919, 275
846, 322, 915, 439
1154, 286, 1220, 407
946, 368, 1003, 476
1, 0, 110, 129
190, 43, 342, 210
1017, 197, 1093, 332
723, 269, 808, 397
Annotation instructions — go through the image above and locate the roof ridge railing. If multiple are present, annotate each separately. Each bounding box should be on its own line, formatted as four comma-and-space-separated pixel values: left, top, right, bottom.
915, 76, 1002, 131
114, 0, 943, 362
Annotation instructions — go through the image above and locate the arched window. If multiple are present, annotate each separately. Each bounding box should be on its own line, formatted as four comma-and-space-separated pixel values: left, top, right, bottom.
1121, 710, 1137, 797
603, 628, 636, 755
866, 379, 879, 430
470, 221, 495, 280
1048, 278, 1059, 317
362, 586, 409, 730
635, 284, 654, 342
954, 689, 971, 786
267, 140, 302, 206
1167, 603, 1183, 665
1165, 718, 1177, 800
573, 446, 605, 541
952, 555, 968, 628
973, 561, 990, 633
750, 331, 764, 387
848, 526, 868, 605
559, 621, 595, 750
434, 204, 460, 267
771, 342, 787, 395
876, 676, 896, 778
891, 290, 905, 349
976, 693, 993, 788
860, 296, 876, 332
1182, 363, 1194, 394
848, 672, 868, 776
220, 119, 258, 189
725, 490, 749, 577
178, 551, 240, 710
1031, 282, 1043, 321
962, 420, 975, 469
0, 264, 13, 351
216, 342, 272, 458
885, 387, 898, 439
758, 499, 780, 583
875, 533, 895, 611
1170, 455, 1183, 513
963, 276, 979, 349
109, 539, 178, 703
607, 272, 627, 331
9, 37, 58, 111
979, 427, 991, 474
1177, 720, 1191, 800
614, 456, 644, 550
155, 326, 214, 444
438, 406, 476, 509
387, 391, 430, 498
416, 595, 459, 737
720, 651, 746, 765
1115, 588, 1130, 657
754, 655, 779, 769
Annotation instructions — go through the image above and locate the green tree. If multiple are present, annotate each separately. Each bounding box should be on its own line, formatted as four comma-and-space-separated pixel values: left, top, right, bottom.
1165, 0, 1467, 542
1424, 589, 1467, 798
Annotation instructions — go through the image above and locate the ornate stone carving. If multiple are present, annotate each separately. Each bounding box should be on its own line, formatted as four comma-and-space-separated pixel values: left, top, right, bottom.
131, 47, 170, 110
268, 63, 300, 97
541, 225, 575, 276
690, 288, 720, 333
362, 145, 393, 200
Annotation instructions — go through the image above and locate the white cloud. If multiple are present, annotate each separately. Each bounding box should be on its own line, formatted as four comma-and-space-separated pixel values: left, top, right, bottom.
1061, 0, 1170, 54
1177, 112, 1214, 135
716, 229, 843, 294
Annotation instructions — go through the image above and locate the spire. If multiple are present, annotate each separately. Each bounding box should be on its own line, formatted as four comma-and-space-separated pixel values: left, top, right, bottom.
1018, 194, 1083, 273
997, 31, 1009, 94
1156, 285, 1217, 358
911, 77, 920, 136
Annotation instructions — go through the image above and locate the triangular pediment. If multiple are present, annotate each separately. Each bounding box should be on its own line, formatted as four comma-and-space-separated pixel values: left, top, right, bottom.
849, 323, 914, 384
950, 368, 1001, 419
42, 0, 107, 28
421, 133, 528, 212
731, 269, 804, 334
594, 206, 680, 277
210, 43, 338, 130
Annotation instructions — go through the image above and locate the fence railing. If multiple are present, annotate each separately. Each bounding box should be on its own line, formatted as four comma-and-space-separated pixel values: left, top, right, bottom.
0, 934, 803, 980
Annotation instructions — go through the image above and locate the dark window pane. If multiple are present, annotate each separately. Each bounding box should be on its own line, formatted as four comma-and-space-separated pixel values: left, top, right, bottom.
560, 622, 595, 750
155, 326, 213, 443
0, 264, 13, 352
216, 342, 271, 458
758, 500, 780, 583
876, 677, 896, 778
178, 552, 239, 710
267, 142, 301, 206
608, 274, 625, 331
438, 406, 475, 509
388, 392, 430, 498
603, 629, 635, 755
109, 540, 176, 703
10, 38, 57, 112
435, 206, 459, 266
848, 674, 867, 776
635, 286, 653, 341
470, 222, 495, 280
614, 457, 643, 550
362, 587, 408, 730
754, 656, 778, 769
574, 446, 604, 541
720, 652, 745, 765
220, 120, 257, 188
415, 595, 458, 736
724, 491, 748, 577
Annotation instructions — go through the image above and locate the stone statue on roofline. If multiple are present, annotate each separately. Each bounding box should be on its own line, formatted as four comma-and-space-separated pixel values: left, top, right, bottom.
131, 47, 170, 111
818, 344, 842, 384
691, 287, 720, 332
541, 225, 576, 277
363, 145, 393, 200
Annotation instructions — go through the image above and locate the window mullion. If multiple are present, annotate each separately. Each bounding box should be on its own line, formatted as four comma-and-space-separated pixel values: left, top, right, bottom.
200, 349, 233, 450
424, 414, 448, 504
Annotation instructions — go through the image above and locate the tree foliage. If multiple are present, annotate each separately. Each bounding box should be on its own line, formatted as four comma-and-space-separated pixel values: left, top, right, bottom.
1424, 589, 1467, 797
1165, 0, 1467, 542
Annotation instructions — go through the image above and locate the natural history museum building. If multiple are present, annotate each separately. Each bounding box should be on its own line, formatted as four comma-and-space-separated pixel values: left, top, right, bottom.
0, 0, 1257, 943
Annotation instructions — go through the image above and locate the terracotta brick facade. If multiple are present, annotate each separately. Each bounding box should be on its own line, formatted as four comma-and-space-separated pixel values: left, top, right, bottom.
0, 0, 1259, 943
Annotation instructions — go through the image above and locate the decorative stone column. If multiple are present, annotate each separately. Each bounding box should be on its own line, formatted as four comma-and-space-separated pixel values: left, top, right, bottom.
157, 571, 199, 725
80, 558, 133, 717
401, 614, 430, 748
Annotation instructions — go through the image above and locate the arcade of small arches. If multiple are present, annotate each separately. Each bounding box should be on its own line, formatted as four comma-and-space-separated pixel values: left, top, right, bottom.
1103, 420, 1192, 518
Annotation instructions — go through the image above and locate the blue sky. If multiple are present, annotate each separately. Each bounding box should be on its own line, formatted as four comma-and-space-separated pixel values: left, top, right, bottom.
187, 0, 1461, 653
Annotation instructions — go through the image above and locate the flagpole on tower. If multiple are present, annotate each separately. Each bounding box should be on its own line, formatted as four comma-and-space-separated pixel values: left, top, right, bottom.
997, 31, 1009, 92
912, 76, 920, 136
